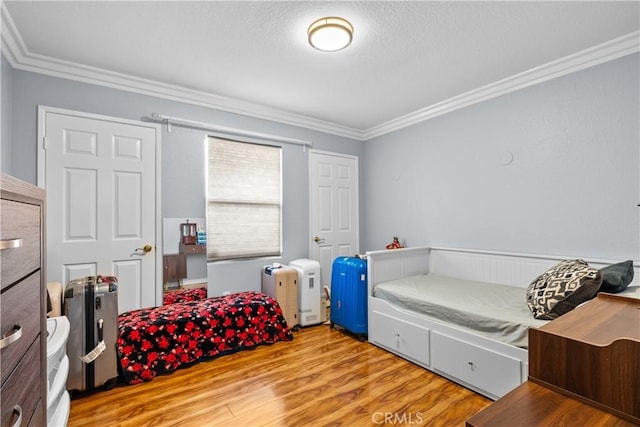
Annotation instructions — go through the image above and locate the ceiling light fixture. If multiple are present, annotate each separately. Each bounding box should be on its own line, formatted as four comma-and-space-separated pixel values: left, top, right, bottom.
308, 17, 353, 52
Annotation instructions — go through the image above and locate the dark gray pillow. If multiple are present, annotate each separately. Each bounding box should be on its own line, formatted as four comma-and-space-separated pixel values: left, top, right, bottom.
599, 260, 634, 293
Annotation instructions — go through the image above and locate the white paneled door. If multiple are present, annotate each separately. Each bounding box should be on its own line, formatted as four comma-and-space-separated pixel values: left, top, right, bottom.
309, 150, 359, 291
38, 107, 160, 313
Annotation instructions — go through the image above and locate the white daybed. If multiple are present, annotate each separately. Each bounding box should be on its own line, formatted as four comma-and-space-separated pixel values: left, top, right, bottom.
366, 246, 640, 400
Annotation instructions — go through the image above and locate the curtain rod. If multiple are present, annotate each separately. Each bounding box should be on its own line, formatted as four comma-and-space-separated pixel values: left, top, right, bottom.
150, 113, 313, 149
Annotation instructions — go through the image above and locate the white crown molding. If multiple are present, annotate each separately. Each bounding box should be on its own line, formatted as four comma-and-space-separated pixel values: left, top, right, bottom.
1, 2, 24, 66
2, 3, 638, 142
363, 31, 640, 140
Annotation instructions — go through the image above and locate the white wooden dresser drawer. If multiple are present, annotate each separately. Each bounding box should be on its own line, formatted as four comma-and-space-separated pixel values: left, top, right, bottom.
371, 310, 430, 366
431, 331, 522, 399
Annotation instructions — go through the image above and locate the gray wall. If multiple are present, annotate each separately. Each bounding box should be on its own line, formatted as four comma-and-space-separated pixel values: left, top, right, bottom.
6, 65, 363, 296
4, 51, 638, 298
363, 53, 640, 261
1, 55, 13, 174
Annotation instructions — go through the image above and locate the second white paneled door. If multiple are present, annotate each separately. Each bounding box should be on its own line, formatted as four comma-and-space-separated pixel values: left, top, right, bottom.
309, 150, 359, 291
38, 107, 161, 313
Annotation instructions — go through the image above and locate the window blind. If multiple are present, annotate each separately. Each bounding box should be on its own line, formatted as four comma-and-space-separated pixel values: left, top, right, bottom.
207, 137, 282, 260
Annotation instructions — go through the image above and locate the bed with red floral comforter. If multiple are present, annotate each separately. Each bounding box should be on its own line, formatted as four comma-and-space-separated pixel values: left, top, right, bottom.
117, 291, 293, 384
162, 287, 208, 305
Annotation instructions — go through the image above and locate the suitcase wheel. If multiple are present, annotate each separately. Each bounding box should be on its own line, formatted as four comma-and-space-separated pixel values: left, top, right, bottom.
104, 378, 117, 391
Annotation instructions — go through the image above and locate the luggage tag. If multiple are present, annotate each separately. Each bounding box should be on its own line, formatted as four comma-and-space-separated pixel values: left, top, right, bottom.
81, 319, 106, 364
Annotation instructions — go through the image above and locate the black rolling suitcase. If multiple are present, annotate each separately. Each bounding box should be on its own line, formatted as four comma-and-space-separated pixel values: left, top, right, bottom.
64, 275, 119, 393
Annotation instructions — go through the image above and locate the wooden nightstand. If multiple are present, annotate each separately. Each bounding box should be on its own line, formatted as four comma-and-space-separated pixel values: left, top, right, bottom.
179, 243, 206, 255
467, 294, 640, 426
163, 254, 186, 288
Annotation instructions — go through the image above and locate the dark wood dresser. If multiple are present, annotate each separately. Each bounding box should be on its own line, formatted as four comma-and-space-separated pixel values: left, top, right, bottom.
1, 174, 47, 426
467, 293, 640, 426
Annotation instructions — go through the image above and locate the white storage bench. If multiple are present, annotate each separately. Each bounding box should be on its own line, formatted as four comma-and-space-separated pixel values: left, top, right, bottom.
366, 246, 639, 400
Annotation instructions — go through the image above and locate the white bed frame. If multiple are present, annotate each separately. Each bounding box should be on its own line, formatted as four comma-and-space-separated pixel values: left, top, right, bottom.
365, 246, 639, 400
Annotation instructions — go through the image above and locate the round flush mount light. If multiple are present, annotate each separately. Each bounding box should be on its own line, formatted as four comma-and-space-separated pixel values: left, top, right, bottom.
308, 17, 353, 52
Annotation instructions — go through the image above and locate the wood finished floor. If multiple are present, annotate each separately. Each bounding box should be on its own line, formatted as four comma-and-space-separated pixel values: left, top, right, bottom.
67, 324, 491, 427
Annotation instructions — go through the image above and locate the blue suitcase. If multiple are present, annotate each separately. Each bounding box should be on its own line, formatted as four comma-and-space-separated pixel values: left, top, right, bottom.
330, 256, 367, 337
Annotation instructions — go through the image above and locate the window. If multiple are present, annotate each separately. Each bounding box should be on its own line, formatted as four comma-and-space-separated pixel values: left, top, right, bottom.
207, 137, 282, 260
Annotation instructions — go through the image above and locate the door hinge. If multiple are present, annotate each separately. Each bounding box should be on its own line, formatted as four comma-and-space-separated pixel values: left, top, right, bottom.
42, 136, 48, 150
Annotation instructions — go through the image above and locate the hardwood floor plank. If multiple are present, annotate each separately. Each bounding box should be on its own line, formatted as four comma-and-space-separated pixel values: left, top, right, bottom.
259, 356, 422, 426
68, 325, 491, 426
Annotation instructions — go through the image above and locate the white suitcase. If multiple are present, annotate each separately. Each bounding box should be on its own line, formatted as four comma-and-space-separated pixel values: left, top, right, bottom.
289, 259, 323, 326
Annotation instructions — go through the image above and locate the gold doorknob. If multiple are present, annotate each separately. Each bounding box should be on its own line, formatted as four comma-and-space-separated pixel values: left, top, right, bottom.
313, 236, 325, 244
135, 244, 153, 254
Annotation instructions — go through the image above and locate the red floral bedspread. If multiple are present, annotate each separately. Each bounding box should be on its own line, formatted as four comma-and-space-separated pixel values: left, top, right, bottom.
162, 287, 208, 305
117, 291, 293, 384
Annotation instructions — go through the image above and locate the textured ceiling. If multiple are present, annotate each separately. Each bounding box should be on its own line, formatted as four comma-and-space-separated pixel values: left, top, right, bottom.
3, 1, 639, 136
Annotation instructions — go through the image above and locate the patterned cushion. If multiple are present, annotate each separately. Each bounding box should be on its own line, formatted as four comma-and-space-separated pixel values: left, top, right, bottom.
526, 260, 602, 320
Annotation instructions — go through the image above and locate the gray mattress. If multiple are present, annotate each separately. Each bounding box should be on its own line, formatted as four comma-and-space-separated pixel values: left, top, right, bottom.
373, 273, 548, 348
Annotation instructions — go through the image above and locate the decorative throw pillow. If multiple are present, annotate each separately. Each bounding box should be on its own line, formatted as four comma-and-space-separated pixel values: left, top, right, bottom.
599, 260, 634, 293
526, 259, 602, 320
